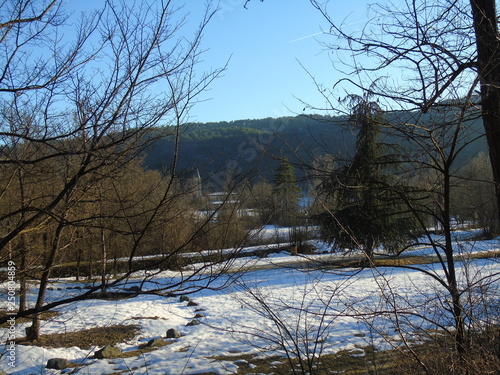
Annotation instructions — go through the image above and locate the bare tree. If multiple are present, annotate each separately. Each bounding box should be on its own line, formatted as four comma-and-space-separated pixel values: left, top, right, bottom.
451, 152, 497, 234
470, 0, 500, 222
299, 2, 500, 365
214, 1, 500, 372
310, 0, 500, 223
231, 98, 500, 373
0, 0, 233, 339
226, 270, 354, 375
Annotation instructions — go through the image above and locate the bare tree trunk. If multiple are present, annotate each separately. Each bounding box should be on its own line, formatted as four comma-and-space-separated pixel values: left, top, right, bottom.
16, 170, 28, 313
18, 235, 27, 313
444, 230, 467, 357
470, 0, 500, 226
27, 221, 64, 341
76, 246, 81, 282
443, 166, 468, 362
364, 227, 375, 264
101, 227, 107, 295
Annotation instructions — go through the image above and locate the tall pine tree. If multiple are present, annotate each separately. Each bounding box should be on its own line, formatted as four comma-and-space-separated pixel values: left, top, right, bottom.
272, 157, 300, 226
318, 94, 417, 262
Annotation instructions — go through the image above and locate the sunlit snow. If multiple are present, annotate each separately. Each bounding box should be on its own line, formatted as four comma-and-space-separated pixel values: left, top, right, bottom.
1, 232, 499, 374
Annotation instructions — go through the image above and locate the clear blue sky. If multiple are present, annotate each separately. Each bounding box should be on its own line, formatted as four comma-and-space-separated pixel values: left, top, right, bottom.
186, 0, 368, 123
66, 0, 369, 123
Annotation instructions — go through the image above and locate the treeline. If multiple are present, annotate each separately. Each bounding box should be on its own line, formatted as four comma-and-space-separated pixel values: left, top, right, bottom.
143, 112, 487, 186
2, 108, 489, 280
143, 115, 353, 183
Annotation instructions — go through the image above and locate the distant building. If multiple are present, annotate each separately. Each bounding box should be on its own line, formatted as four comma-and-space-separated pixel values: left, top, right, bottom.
185, 169, 203, 199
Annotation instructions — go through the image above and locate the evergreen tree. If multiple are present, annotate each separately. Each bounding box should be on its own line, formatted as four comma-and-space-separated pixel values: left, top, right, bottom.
318, 94, 418, 262
272, 157, 301, 226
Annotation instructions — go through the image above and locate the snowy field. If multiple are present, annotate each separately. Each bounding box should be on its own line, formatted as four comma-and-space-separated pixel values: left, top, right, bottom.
1, 232, 500, 374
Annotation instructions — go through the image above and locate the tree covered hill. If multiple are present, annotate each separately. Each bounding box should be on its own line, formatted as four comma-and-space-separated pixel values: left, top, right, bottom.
143, 115, 353, 184
143, 111, 487, 187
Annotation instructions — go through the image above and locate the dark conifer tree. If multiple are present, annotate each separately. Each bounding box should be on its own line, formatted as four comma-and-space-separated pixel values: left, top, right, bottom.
272, 157, 301, 226
318, 94, 418, 262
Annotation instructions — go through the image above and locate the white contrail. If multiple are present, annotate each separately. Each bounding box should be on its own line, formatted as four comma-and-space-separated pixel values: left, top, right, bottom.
289, 31, 326, 43
289, 18, 367, 43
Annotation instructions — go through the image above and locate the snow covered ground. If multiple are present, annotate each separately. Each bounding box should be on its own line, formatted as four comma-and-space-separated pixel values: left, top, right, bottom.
1, 233, 500, 374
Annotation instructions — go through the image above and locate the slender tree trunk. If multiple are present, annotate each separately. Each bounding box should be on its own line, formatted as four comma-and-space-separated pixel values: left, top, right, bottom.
113, 246, 118, 277
75, 230, 81, 282
17, 170, 28, 312
470, 0, 500, 226
364, 235, 374, 265
27, 222, 64, 341
101, 227, 107, 295
444, 228, 467, 358
18, 235, 27, 313
443, 167, 468, 364
88, 242, 94, 280
76, 246, 81, 282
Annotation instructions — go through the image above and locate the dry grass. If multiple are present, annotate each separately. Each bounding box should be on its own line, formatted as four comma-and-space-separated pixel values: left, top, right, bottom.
0, 310, 59, 327
15, 324, 140, 349
319, 249, 500, 269
210, 347, 402, 375
210, 329, 500, 375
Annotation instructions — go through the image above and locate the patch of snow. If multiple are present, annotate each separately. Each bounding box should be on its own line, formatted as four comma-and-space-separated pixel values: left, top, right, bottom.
1, 230, 499, 374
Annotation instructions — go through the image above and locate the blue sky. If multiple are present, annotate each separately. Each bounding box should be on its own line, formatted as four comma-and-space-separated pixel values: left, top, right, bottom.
66, 0, 369, 123
182, 0, 369, 123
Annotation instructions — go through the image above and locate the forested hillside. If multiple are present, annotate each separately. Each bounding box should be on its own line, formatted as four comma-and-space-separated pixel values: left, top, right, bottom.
143, 111, 487, 187
144, 115, 351, 183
